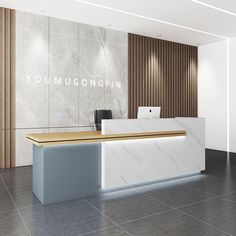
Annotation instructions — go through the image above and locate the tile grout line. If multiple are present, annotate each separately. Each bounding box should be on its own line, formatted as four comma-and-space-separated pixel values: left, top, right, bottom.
146, 193, 233, 236
133, 179, 236, 208
215, 190, 236, 198
117, 208, 174, 226
186, 185, 219, 196
115, 223, 134, 235
82, 198, 133, 236
82, 183, 235, 235
14, 202, 42, 211
135, 189, 233, 236
175, 189, 236, 209
0, 175, 32, 236
175, 195, 223, 209
0, 208, 21, 215
4, 183, 33, 189
177, 208, 233, 236
77, 225, 120, 236
77, 198, 172, 236
2, 167, 236, 235
82, 198, 119, 227
78, 208, 174, 236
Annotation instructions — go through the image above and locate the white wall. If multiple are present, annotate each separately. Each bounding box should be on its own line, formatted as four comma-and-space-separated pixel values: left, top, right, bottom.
198, 40, 227, 151
230, 37, 236, 153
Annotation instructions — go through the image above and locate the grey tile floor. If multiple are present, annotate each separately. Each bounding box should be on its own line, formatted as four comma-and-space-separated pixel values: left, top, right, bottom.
0, 149, 236, 235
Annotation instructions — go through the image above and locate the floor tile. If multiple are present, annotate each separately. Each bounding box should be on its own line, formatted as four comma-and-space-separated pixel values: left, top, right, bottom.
205, 149, 228, 169
136, 180, 215, 208
180, 174, 236, 195
8, 185, 41, 209
0, 210, 29, 236
85, 189, 171, 224
0, 179, 6, 192
0, 149, 235, 235
121, 210, 228, 236
205, 162, 236, 180
0, 166, 32, 175
1, 168, 32, 188
223, 191, 236, 202
205, 149, 236, 181
20, 199, 114, 236
0, 189, 16, 212
79, 226, 130, 236
180, 197, 236, 235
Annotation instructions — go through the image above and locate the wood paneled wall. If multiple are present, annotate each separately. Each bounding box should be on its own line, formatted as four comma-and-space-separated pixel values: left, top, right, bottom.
128, 34, 198, 119
0, 8, 16, 168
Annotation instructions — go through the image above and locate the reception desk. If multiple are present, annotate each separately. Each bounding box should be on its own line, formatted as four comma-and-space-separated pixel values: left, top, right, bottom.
27, 118, 205, 204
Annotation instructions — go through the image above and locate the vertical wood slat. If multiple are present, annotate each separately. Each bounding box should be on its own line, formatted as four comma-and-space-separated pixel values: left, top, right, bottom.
128, 33, 198, 119
0, 8, 16, 168
0, 8, 5, 168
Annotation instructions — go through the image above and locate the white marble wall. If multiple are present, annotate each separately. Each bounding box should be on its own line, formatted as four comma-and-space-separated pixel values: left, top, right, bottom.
15, 11, 128, 166
78, 24, 106, 126
49, 18, 79, 127
16, 12, 49, 129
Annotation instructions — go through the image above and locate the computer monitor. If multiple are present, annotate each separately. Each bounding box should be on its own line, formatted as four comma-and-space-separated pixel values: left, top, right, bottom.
137, 106, 161, 119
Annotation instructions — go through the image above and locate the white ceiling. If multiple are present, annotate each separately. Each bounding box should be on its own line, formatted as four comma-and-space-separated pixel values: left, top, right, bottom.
1, 0, 236, 46
198, 0, 236, 13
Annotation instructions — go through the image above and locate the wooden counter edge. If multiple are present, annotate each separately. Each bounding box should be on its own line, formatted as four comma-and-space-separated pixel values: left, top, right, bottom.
26, 130, 186, 147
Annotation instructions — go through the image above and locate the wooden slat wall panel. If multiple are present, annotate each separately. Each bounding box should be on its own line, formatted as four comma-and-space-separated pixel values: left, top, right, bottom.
128, 34, 198, 119
0, 8, 16, 168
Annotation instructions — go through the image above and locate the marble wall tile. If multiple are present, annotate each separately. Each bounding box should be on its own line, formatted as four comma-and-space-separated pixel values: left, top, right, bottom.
16, 11, 48, 32
15, 129, 48, 167
78, 24, 106, 126
49, 126, 95, 132
105, 29, 128, 45
16, 12, 49, 129
78, 126, 95, 132
79, 23, 104, 43
104, 29, 128, 119
48, 127, 78, 133
49, 18, 78, 36
48, 18, 79, 127
15, 12, 128, 166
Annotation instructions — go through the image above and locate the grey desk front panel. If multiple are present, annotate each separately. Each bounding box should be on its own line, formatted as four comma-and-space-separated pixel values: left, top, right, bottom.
33, 143, 101, 204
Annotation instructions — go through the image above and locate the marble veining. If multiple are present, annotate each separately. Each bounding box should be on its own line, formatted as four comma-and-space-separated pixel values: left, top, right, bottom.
102, 118, 185, 134
49, 18, 79, 127
102, 118, 205, 189
15, 11, 128, 166
16, 12, 49, 129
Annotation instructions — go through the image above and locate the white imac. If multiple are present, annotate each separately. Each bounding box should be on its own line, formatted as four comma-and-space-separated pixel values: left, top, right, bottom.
137, 106, 161, 119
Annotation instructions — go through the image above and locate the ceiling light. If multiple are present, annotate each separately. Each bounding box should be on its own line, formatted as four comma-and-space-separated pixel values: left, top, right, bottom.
75, 0, 226, 40
189, 0, 236, 17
